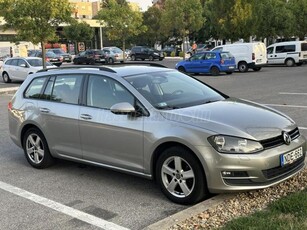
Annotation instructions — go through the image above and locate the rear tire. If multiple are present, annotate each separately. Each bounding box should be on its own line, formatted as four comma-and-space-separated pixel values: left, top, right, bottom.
210, 66, 220, 76
130, 55, 136, 61
253, 67, 261, 71
156, 146, 208, 205
2, 72, 11, 83
285, 58, 295, 67
149, 55, 154, 61
108, 58, 114, 64
23, 128, 55, 169
238, 62, 248, 72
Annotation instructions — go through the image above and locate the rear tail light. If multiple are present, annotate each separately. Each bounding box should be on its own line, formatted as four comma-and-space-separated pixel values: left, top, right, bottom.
252, 53, 255, 60
220, 59, 225, 64
59, 57, 63, 61
46, 58, 50, 62
8, 101, 12, 110
115, 54, 119, 57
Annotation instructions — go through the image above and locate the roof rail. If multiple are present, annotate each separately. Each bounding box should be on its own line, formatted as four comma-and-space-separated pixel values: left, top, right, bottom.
102, 62, 167, 68
37, 66, 117, 73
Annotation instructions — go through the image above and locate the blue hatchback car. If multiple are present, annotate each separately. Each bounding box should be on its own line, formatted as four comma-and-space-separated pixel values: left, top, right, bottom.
176, 51, 236, 75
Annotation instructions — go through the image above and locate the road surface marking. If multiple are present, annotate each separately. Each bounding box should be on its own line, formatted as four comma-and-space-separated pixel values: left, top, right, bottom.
0, 180, 129, 230
265, 104, 307, 109
279, 92, 307, 95
299, 127, 307, 130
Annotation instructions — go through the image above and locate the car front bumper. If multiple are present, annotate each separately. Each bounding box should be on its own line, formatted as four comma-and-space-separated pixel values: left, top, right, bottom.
196, 135, 306, 193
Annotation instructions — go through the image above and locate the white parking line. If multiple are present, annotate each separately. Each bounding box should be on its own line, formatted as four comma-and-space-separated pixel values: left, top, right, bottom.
279, 92, 307, 95
299, 127, 307, 130
265, 104, 307, 108
0, 180, 129, 230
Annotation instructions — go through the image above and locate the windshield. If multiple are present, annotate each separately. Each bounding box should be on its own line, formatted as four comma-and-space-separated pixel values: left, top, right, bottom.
27, 59, 52, 66
124, 70, 225, 109
111, 47, 123, 53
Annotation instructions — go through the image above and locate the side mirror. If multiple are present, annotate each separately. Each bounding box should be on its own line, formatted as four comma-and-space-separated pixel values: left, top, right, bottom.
110, 102, 136, 115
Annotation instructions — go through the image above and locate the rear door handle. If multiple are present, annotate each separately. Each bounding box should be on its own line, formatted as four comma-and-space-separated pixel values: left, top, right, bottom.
80, 114, 92, 120
39, 108, 50, 113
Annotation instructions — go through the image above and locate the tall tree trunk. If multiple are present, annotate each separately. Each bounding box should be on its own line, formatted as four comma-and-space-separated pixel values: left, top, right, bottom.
41, 41, 46, 69
122, 38, 126, 62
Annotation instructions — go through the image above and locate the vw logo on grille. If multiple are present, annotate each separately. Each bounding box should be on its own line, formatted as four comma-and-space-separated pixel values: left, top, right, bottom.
282, 131, 291, 145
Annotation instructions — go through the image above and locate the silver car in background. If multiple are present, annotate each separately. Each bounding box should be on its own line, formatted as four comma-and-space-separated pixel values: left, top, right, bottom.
102, 46, 124, 64
1, 57, 55, 83
8, 65, 306, 204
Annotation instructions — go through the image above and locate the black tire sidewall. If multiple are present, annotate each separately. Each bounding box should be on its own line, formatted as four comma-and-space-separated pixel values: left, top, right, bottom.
238, 62, 248, 72
210, 66, 220, 76
156, 146, 207, 205
23, 128, 54, 169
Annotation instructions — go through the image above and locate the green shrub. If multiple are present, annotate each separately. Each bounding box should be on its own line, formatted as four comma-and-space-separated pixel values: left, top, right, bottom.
179, 51, 184, 57
171, 51, 176, 57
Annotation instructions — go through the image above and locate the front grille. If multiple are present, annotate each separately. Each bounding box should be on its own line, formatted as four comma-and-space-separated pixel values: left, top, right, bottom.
260, 127, 300, 149
262, 156, 305, 179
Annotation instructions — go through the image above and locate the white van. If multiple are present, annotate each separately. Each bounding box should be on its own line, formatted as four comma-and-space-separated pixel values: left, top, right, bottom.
266, 41, 307, 67
212, 42, 267, 72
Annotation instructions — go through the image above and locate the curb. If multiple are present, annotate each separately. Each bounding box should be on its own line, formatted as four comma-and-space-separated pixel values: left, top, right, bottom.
143, 194, 234, 230
0, 86, 19, 95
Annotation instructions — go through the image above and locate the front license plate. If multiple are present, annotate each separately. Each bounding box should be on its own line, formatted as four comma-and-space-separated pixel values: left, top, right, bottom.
280, 147, 303, 166
229, 66, 235, 69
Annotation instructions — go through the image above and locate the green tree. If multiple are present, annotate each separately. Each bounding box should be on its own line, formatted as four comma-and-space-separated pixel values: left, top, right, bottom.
0, 0, 72, 68
132, 6, 165, 47
252, 0, 293, 42
161, 0, 203, 59
97, 0, 146, 61
288, 0, 307, 40
63, 20, 94, 54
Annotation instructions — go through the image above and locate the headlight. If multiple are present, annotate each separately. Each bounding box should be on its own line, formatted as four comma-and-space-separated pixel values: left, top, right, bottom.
154, 52, 159, 55
208, 135, 263, 154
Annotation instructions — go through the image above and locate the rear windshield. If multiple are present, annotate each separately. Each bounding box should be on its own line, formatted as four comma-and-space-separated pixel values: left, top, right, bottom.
301, 43, 307, 51
220, 52, 234, 59
93, 50, 103, 55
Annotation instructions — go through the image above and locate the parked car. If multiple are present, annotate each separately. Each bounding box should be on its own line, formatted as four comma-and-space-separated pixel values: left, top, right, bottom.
266, 41, 307, 66
130, 46, 164, 61
161, 46, 181, 56
47, 48, 72, 63
176, 51, 236, 75
30, 50, 63, 67
102, 47, 124, 64
212, 42, 267, 72
73, 49, 106, 65
8, 64, 306, 204
186, 44, 212, 56
1, 57, 55, 83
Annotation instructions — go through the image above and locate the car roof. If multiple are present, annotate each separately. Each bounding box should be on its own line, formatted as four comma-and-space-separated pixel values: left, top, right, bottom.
5, 57, 42, 61
36, 64, 170, 78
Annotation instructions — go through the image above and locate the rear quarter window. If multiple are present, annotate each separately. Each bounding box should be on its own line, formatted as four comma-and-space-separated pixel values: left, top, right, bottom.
24, 77, 47, 99
301, 43, 307, 51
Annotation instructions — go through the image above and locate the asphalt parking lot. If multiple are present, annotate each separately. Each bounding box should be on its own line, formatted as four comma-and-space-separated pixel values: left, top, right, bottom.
0, 61, 306, 229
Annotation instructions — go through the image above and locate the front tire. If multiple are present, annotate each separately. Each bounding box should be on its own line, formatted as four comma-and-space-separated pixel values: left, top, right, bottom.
149, 55, 154, 61
130, 55, 136, 61
23, 128, 55, 169
2, 72, 11, 83
156, 146, 207, 205
108, 58, 114, 64
178, 66, 186, 73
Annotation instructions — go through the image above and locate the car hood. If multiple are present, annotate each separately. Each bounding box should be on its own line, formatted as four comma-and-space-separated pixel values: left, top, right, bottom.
160, 98, 296, 141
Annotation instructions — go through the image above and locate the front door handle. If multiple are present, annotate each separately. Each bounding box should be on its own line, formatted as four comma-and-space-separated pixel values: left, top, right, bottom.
39, 108, 50, 113
80, 114, 92, 120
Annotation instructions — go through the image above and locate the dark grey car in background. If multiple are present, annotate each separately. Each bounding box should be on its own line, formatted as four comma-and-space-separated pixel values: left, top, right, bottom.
8, 65, 306, 204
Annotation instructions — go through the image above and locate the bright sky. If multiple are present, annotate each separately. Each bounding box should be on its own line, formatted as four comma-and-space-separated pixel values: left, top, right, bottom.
127, 0, 153, 11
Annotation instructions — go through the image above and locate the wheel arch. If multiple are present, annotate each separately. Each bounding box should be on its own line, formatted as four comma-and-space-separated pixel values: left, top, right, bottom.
150, 141, 206, 182
20, 123, 44, 148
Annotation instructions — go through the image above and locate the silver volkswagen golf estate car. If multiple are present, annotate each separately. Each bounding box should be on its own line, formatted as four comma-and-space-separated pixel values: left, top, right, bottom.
8, 65, 306, 204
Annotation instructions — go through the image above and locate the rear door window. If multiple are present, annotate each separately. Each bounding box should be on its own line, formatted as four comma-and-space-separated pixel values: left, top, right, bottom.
24, 77, 47, 99
301, 43, 307, 51
276, 45, 295, 53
